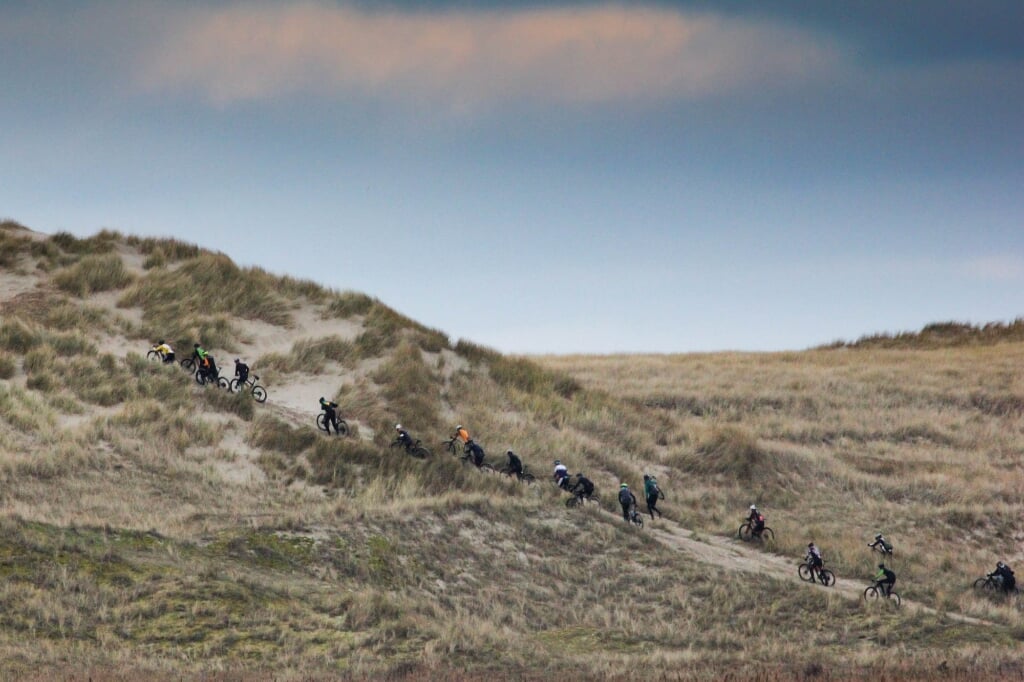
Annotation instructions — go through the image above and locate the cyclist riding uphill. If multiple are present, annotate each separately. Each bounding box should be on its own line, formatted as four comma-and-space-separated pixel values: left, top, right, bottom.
618, 483, 637, 522
466, 440, 486, 467
748, 505, 766, 537
319, 397, 340, 434
152, 340, 175, 363
506, 450, 523, 477
868, 533, 893, 554
234, 358, 249, 385
553, 460, 569, 489
395, 424, 414, 449
572, 473, 595, 500
874, 563, 897, 596
988, 561, 1016, 593
453, 425, 471, 450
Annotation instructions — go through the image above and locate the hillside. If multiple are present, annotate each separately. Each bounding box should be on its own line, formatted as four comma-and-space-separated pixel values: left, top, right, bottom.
1, 220, 1022, 681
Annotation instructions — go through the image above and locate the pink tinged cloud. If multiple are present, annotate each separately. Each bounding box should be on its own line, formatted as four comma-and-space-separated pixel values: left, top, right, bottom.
137, 2, 840, 109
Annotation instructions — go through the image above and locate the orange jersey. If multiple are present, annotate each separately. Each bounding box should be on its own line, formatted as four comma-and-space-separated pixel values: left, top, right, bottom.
456, 428, 470, 443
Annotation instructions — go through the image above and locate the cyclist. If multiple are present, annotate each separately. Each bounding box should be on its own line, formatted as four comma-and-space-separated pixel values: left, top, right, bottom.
618, 483, 637, 522
234, 358, 250, 386
874, 563, 897, 597
868, 533, 893, 555
192, 343, 207, 364
452, 425, 471, 452
988, 561, 1016, 594
465, 440, 486, 468
748, 504, 766, 538
553, 460, 569, 489
319, 397, 340, 434
506, 450, 524, 478
571, 472, 595, 503
151, 340, 175, 363
643, 474, 662, 519
806, 542, 824, 579
395, 424, 414, 450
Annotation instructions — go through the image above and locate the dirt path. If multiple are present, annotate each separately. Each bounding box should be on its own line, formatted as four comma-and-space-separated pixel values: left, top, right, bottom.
637, 513, 994, 626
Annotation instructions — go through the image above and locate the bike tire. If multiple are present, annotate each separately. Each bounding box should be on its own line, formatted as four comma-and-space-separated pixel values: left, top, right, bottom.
195, 370, 206, 385
565, 495, 582, 509
798, 563, 813, 582
316, 413, 328, 432
973, 577, 995, 591
147, 350, 161, 362
217, 377, 230, 389
889, 592, 901, 607
520, 472, 536, 483
251, 385, 267, 403
760, 527, 775, 543
863, 586, 879, 602
819, 569, 836, 587
180, 358, 195, 371
479, 463, 495, 473
336, 419, 349, 437
411, 445, 430, 459
632, 515, 644, 529
738, 523, 753, 541
229, 379, 241, 393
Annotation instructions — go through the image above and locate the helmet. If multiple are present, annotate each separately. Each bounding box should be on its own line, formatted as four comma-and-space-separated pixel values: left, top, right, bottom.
997, 561, 1005, 569
456, 424, 463, 430
506, 450, 514, 456
320, 396, 325, 401
750, 505, 757, 510
234, 358, 240, 363
194, 343, 200, 348
158, 339, 165, 345
621, 483, 628, 488
577, 472, 583, 477
875, 533, 883, 540
395, 424, 402, 430
807, 542, 814, 548
878, 563, 885, 569
643, 474, 650, 480
554, 460, 561, 465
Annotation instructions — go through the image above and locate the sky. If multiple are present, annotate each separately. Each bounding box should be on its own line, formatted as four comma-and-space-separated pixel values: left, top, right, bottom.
1, 1, 1022, 354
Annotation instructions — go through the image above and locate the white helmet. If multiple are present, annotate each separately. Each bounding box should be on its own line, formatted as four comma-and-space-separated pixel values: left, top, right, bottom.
750, 504, 757, 510
395, 424, 402, 430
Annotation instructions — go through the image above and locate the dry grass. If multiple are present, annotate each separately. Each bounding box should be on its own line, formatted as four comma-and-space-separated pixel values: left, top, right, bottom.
2, 230, 1023, 680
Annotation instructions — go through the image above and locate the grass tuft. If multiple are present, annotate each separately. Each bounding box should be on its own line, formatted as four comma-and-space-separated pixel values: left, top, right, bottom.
53, 254, 135, 296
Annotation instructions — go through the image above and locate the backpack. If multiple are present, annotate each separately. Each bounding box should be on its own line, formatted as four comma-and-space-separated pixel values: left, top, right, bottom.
618, 488, 633, 505
884, 568, 896, 582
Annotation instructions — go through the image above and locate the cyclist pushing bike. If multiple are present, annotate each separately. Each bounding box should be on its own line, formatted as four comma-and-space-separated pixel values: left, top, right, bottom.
151, 340, 175, 363
234, 358, 249, 386
319, 397, 341, 435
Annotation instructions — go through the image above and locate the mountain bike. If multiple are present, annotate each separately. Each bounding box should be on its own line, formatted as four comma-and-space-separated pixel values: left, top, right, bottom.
146, 348, 174, 364
798, 562, 835, 586
180, 357, 196, 372
459, 452, 495, 473
442, 437, 466, 456
316, 412, 349, 436
869, 543, 894, 558
391, 437, 431, 459
628, 503, 644, 528
738, 521, 775, 543
499, 464, 536, 483
565, 491, 600, 509
863, 581, 901, 607
195, 368, 229, 389
973, 575, 1019, 595
229, 374, 267, 402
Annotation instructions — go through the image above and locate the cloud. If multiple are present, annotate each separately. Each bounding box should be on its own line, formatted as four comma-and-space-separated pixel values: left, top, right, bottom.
135, 2, 840, 110
960, 255, 1024, 282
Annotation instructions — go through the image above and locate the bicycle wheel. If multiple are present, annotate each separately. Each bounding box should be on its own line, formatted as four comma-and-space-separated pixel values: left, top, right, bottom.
194, 370, 206, 385
228, 379, 241, 393
632, 514, 644, 528
863, 586, 880, 602
217, 376, 230, 389
973, 577, 995, 591
798, 563, 814, 582
147, 350, 161, 362
759, 527, 775, 543
479, 463, 495, 473
411, 445, 430, 459
818, 569, 836, 587
738, 523, 753, 541
889, 592, 901, 607
520, 472, 536, 484
565, 495, 582, 509
180, 358, 195, 371
336, 419, 349, 437
315, 413, 328, 432
251, 385, 267, 403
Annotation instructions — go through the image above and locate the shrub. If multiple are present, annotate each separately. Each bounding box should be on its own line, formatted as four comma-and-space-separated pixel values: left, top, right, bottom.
0, 353, 15, 379
370, 341, 442, 434
249, 415, 317, 455
0, 318, 41, 353
454, 339, 501, 365
200, 387, 256, 421
325, 292, 376, 318
258, 335, 356, 374
0, 230, 32, 266
53, 253, 135, 296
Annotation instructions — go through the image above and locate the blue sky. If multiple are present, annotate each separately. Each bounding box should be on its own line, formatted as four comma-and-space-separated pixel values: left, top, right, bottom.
2, 1, 1021, 353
